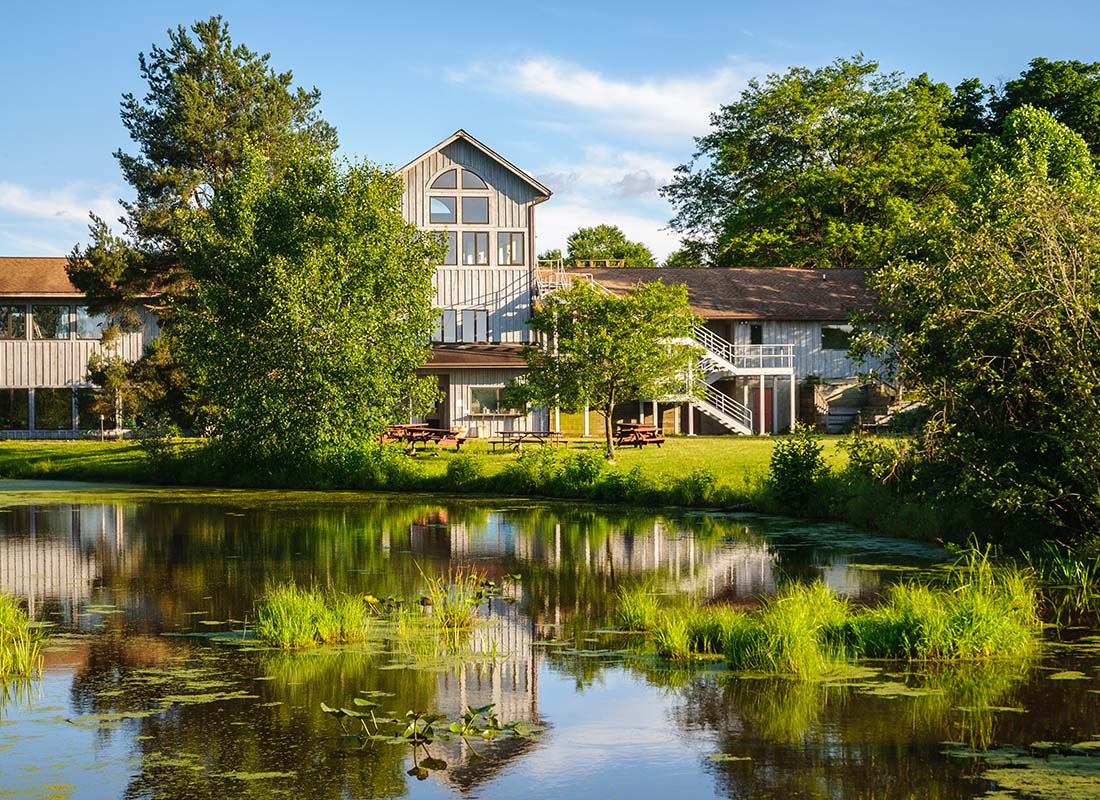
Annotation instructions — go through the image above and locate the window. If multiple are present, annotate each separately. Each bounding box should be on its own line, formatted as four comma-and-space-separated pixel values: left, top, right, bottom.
0, 305, 26, 339
34, 388, 72, 430
463, 231, 489, 265
470, 386, 521, 416
430, 196, 457, 224
0, 389, 29, 430
750, 324, 763, 345
32, 305, 71, 340
442, 231, 458, 265
434, 309, 489, 343
462, 196, 489, 224
76, 307, 108, 340
76, 388, 103, 431
461, 169, 488, 189
821, 324, 853, 351
431, 169, 457, 189
498, 232, 524, 266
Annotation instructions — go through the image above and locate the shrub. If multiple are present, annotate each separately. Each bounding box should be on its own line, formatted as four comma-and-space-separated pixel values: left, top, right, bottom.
561, 449, 607, 496
501, 447, 561, 494
670, 467, 718, 506
446, 453, 484, 490
769, 423, 829, 513
0, 594, 42, 678
597, 465, 656, 503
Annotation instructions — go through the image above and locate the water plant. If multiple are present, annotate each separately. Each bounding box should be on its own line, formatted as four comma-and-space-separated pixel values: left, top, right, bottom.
0, 594, 42, 678
616, 585, 662, 632
254, 583, 368, 648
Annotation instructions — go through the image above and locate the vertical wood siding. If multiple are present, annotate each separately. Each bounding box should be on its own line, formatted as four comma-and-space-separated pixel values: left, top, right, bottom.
443, 367, 546, 437
707, 319, 882, 380
432, 268, 531, 342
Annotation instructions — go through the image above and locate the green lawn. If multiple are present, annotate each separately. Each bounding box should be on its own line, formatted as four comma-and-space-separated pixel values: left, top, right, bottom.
0, 435, 848, 490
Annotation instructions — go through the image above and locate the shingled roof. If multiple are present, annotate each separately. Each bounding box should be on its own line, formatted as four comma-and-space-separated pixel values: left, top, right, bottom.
423, 343, 529, 370
571, 267, 875, 321
0, 257, 83, 297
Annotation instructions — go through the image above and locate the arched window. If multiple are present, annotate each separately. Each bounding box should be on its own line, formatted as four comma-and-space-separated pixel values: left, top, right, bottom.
430, 169, 457, 189
461, 169, 487, 189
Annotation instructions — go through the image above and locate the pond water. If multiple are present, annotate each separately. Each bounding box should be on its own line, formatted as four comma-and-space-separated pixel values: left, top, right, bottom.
1, 483, 1099, 800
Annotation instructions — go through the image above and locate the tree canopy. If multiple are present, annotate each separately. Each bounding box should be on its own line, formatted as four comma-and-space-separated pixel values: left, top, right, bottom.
69, 16, 337, 316
865, 106, 1100, 537
510, 280, 698, 460
662, 55, 967, 269
565, 224, 657, 267
171, 145, 440, 479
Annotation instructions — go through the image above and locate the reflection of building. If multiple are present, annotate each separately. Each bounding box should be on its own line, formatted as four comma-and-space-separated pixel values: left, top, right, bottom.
0, 504, 124, 621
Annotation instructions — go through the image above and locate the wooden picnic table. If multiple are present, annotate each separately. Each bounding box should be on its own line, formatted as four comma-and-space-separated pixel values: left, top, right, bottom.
382, 424, 467, 453
615, 422, 666, 449
491, 429, 563, 452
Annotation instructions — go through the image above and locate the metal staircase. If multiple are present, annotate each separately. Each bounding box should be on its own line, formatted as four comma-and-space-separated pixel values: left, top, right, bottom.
694, 381, 755, 435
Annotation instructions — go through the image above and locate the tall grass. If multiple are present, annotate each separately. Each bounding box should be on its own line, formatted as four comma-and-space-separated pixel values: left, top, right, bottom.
616, 586, 662, 632
255, 583, 368, 649
419, 566, 485, 630
0, 594, 42, 678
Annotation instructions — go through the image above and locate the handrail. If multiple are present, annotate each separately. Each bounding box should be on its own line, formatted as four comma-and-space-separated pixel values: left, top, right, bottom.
697, 382, 753, 432
693, 325, 794, 371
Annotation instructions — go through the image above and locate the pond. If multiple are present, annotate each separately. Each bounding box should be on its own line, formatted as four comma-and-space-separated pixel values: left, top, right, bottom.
1, 482, 1098, 799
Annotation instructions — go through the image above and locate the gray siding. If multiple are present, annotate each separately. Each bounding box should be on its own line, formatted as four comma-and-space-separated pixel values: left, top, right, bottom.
706, 319, 880, 380
439, 368, 547, 437
433, 268, 531, 343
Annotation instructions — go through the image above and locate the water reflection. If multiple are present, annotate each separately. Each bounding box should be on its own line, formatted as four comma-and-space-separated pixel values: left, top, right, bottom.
0, 493, 991, 800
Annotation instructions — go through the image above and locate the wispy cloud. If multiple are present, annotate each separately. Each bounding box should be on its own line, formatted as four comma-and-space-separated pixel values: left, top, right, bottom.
0, 181, 119, 224
460, 57, 768, 139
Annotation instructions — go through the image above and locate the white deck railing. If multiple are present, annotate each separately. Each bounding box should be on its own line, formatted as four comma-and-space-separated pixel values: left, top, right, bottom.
694, 326, 794, 372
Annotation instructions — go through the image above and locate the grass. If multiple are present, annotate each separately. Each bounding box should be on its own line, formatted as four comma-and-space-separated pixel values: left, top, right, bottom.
626, 547, 1041, 677
0, 594, 42, 678
616, 585, 662, 631
254, 583, 368, 649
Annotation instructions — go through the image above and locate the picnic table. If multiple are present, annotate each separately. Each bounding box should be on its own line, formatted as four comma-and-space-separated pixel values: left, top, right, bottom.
615, 422, 666, 449
382, 424, 467, 454
490, 429, 564, 452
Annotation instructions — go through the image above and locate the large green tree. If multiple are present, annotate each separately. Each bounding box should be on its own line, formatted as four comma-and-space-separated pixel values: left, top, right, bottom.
171, 145, 441, 478
565, 224, 657, 267
510, 280, 699, 460
663, 55, 967, 269
995, 58, 1100, 156
866, 106, 1100, 537
70, 16, 336, 314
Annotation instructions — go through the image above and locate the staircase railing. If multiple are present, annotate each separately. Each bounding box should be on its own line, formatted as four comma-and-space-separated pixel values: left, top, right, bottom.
698, 382, 754, 433
693, 326, 794, 372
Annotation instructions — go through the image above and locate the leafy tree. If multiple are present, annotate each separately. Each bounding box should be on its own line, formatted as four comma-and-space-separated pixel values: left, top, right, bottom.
171, 145, 441, 478
995, 58, 1100, 156
69, 16, 336, 314
565, 224, 657, 267
663, 55, 967, 269
947, 77, 998, 147
509, 280, 699, 460
663, 246, 705, 269
538, 248, 563, 262
865, 106, 1100, 537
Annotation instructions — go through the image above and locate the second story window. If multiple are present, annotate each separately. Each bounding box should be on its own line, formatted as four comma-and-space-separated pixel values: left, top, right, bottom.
76, 307, 109, 340
0, 305, 26, 339
431, 169, 457, 189
442, 231, 458, 265
463, 232, 489, 266
430, 197, 457, 224
750, 324, 763, 345
462, 197, 489, 224
32, 305, 71, 340
498, 232, 524, 266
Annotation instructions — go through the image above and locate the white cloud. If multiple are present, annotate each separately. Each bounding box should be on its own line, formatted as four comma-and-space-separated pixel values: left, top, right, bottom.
0, 181, 119, 225
462, 57, 767, 139
537, 147, 679, 200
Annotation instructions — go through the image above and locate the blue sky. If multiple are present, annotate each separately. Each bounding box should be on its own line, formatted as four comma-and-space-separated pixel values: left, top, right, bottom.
2, 0, 1097, 260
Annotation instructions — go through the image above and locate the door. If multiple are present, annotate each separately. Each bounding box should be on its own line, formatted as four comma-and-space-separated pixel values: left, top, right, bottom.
427, 375, 449, 428
750, 387, 774, 434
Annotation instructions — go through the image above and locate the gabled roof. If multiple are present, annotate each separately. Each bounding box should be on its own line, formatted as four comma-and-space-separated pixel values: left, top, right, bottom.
572, 267, 876, 321
399, 129, 552, 199
0, 257, 83, 297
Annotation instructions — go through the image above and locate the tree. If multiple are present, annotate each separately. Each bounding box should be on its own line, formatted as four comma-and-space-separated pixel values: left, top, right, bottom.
510, 280, 699, 460
995, 58, 1100, 157
171, 145, 441, 478
69, 16, 337, 315
565, 224, 657, 267
865, 106, 1100, 537
662, 55, 967, 269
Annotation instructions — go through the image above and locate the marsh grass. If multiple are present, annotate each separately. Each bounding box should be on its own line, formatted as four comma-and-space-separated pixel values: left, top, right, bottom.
616, 586, 662, 632
255, 583, 368, 649
419, 565, 486, 631
0, 594, 42, 678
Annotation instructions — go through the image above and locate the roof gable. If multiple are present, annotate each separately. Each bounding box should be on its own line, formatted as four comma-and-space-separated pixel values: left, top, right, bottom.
400, 130, 551, 198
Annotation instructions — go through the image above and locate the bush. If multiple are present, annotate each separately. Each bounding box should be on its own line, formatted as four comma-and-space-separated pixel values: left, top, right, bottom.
561, 449, 606, 496
670, 467, 718, 506
501, 447, 561, 494
446, 453, 484, 490
769, 423, 829, 513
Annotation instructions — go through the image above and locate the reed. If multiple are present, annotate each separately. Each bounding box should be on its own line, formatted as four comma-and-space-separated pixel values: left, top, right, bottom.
0, 594, 42, 678
255, 583, 367, 649
616, 586, 662, 632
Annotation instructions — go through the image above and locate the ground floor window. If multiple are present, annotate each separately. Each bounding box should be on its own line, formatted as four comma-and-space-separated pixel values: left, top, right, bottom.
34, 388, 73, 430
0, 389, 29, 429
469, 386, 521, 416
76, 388, 105, 430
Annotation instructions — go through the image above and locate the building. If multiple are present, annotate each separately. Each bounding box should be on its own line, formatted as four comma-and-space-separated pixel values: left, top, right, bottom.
400, 130, 552, 436
0, 257, 157, 437
0, 130, 880, 438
